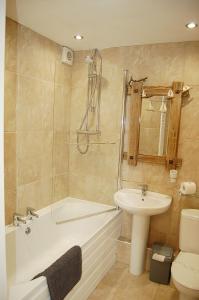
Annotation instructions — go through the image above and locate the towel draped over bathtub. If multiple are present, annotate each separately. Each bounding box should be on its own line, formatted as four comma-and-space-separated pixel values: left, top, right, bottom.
33, 245, 82, 300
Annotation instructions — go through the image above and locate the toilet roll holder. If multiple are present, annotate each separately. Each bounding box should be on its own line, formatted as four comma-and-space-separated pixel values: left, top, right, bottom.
179, 182, 198, 197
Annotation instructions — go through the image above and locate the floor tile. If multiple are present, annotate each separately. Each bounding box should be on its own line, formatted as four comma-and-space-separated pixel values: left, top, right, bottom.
88, 262, 179, 300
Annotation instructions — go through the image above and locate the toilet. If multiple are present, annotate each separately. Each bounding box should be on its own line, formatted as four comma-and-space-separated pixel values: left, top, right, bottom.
171, 209, 199, 300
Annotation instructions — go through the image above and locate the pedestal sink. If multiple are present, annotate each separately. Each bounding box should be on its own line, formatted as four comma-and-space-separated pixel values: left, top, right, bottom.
114, 188, 172, 276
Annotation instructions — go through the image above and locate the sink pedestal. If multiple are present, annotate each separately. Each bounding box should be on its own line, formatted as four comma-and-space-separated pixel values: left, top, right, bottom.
130, 215, 150, 276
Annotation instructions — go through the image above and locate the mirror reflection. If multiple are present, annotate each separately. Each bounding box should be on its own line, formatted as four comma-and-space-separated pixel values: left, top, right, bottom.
139, 96, 170, 156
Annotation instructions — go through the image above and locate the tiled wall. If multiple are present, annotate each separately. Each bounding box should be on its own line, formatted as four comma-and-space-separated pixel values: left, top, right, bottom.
4, 18, 71, 224
69, 43, 199, 250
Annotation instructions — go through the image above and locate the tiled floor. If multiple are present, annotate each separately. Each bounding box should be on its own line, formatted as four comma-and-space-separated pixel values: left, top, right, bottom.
88, 262, 179, 300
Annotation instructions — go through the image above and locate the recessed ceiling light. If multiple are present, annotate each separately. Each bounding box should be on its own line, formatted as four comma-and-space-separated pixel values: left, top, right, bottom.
74, 34, 83, 40
185, 22, 198, 29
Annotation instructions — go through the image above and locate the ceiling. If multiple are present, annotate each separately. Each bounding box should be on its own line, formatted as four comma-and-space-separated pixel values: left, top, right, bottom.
6, 0, 199, 50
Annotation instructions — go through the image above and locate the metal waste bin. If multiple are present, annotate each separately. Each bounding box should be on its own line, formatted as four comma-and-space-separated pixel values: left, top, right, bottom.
149, 243, 174, 285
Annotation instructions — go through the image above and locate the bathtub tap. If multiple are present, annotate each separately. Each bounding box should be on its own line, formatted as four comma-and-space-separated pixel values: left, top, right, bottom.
26, 207, 39, 219
13, 213, 27, 226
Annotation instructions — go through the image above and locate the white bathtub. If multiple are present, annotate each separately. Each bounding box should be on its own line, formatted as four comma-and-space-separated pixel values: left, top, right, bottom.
6, 197, 122, 300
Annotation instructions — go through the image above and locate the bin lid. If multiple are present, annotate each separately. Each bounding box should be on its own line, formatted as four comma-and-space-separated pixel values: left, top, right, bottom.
152, 243, 173, 260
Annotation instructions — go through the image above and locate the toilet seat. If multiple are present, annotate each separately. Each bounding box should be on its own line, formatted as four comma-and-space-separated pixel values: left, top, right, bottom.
171, 252, 199, 291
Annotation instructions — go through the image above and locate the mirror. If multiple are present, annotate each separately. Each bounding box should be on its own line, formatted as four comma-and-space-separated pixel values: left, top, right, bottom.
125, 80, 185, 169
139, 96, 170, 156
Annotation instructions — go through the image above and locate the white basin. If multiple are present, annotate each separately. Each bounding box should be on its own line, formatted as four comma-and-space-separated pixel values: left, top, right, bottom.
114, 188, 172, 216
114, 188, 172, 276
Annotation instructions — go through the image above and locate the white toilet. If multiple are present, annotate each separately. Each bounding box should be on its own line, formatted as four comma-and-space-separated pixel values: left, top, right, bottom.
171, 209, 199, 300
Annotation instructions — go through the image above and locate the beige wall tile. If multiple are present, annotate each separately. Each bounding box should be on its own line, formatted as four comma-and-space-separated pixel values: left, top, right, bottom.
121, 43, 185, 86
68, 87, 88, 136
69, 171, 116, 205
53, 173, 68, 202
17, 76, 54, 131
17, 178, 53, 214
17, 131, 53, 186
122, 161, 145, 184
146, 43, 185, 85
69, 144, 118, 179
5, 18, 18, 72
4, 132, 16, 191
71, 51, 89, 89
55, 61, 72, 85
54, 85, 70, 131
177, 139, 199, 185
17, 181, 41, 214
17, 24, 57, 81
143, 164, 170, 187
4, 71, 17, 131
40, 177, 53, 208
5, 189, 16, 225
184, 43, 199, 85
179, 85, 199, 141
53, 132, 69, 175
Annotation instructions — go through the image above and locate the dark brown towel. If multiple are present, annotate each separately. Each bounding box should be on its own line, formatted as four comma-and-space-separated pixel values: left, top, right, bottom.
33, 246, 82, 300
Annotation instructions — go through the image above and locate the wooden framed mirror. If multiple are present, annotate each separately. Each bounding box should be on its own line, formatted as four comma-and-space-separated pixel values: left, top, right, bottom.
124, 80, 187, 169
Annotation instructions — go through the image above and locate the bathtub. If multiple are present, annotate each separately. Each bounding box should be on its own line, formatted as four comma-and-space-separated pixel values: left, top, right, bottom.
6, 197, 122, 300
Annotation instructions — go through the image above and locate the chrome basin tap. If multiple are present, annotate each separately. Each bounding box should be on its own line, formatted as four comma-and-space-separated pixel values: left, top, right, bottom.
139, 184, 148, 197
13, 213, 27, 226
26, 207, 39, 219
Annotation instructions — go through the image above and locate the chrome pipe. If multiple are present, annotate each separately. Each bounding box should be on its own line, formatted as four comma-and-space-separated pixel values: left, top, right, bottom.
117, 70, 128, 191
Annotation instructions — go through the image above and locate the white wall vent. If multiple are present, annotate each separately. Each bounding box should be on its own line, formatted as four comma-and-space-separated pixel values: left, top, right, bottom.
61, 46, 73, 65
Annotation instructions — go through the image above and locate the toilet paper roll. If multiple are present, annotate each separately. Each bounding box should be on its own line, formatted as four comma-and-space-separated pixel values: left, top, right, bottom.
179, 182, 197, 195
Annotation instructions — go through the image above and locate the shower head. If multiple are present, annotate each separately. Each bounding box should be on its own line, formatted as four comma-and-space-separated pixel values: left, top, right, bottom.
85, 55, 93, 64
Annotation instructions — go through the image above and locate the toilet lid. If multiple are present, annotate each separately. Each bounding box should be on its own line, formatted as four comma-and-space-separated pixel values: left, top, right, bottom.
172, 252, 199, 290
